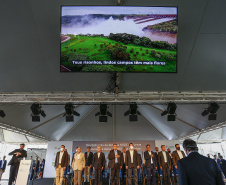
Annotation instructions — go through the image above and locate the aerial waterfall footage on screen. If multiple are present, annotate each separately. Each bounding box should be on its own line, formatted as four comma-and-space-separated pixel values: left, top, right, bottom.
60, 6, 177, 72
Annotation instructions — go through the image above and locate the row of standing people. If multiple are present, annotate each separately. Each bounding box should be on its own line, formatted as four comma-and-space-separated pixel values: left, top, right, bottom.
54, 143, 186, 185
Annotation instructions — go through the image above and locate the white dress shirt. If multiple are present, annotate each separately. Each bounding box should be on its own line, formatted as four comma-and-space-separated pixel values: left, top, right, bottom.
148, 151, 153, 164
123, 152, 126, 163
130, 150, 134, 163
177, 150, 184, 159
59, 151, 64, 164
162, 151, 167, 162
98, 152, 100, 158
77, 153, 81, 159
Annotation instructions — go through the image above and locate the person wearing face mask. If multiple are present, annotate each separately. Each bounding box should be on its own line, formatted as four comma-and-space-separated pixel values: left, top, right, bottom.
55, 145, 68, 185
93, 146, 105, 185
72, 147, 85, 185
177, 139, 224, 185
172, 144, 185, 172
158, 145, 171, 185
125, 143, 140, 185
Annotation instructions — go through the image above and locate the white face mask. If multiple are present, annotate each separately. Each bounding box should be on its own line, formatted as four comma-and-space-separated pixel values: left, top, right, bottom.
76, 149, 78, 152
61, 148, 64, 152
130, 146, 134, 150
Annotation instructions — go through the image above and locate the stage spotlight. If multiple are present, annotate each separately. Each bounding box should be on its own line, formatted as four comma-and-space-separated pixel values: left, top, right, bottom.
201, 103, 219, 120
168, 114, 176, 121
95, 104, 112, 122
124, 103, 141, 122
30, 103, 46, 122
161, 110, 168, 116
0, 110, 6, 118
161, 103, 177, 121
64, 103, 80, 122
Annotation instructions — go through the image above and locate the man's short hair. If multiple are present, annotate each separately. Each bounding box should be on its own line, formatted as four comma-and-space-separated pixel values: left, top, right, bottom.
175, 144, 179, 147
20, 143, 25, 146
123, 147, 126, 149
113, 144, 117, 146
61, 145, 65, 148
146, 144, 150, 147
214, 155, 217, 157
87, 146, 91, 149
161, 145, 165, 148
129, 143, 133, 146
183, 139, 198, 152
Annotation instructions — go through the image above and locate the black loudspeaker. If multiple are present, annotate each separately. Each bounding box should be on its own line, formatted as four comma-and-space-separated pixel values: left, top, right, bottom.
66, 115, 74, 122
167, 115, 176, 121
208, 114, 217, 120
32, 115, 40, 122
129, 115, 138, 121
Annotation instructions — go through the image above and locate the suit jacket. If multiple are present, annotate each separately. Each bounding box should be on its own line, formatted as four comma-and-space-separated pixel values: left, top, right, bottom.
144, 151, 157, 168
35, 160, 40, 172
55, 151, 68, 168
72, 152, 85, 171
0, 160, 7, 171
158, 151, 171, 168
93, 152, 105, 170
172, 150, 186, 166
220, 158, 226, 170
125, 150, 140, 168
178, 152, 224, 185
108, 149, 123, 169
8, 149, 27, 165
85, 151, 93, 166
137, 153, 142, 167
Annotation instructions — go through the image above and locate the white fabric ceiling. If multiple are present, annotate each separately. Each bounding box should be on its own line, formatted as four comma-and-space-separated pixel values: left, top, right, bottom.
0, 104, 225, 142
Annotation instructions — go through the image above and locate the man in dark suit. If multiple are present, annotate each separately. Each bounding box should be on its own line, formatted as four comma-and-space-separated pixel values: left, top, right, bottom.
178, 139, 224, 185
219, 156, 226, 178
93, 146, 105, 185
158, 145, 171, 185
125, 143, 140, 185
137, 152, 142, 182
8, 143, 27, 185
121, 147, 126, 183
154, 147, 161, 176
172, 144, 186, 171
55, 145, 68, 185
0, 156, 7, 181
84, 146, 93, 183
144, 144, 157, 185
108, 144, 122, 185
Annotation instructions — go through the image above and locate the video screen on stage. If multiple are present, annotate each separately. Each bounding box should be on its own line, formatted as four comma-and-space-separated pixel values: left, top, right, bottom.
60, 6, 178, 73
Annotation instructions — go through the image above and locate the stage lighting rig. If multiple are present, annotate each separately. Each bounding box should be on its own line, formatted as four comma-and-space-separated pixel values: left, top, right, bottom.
0, 110, 6, 118
161, 103, 177, 121
95, 104, 112, 122
30, 103, 46, 122
201, 103, 219, 120
64, 103, 80, 122
124, 103, 141, 121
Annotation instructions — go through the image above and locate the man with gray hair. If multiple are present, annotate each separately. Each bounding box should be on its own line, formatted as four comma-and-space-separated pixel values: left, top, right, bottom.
177, 139, 224, 185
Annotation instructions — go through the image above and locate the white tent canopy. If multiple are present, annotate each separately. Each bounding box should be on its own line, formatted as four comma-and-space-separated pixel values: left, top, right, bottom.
0, 104, 225, 142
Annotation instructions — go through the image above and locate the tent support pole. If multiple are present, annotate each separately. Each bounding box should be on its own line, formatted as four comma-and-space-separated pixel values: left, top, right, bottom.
147, 104, 201, 131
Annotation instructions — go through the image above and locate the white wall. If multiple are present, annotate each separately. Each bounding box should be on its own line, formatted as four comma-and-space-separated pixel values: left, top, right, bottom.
43, 141, 73, 178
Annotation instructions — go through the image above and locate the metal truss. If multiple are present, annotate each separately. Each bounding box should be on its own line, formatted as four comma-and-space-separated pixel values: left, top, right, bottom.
0, 91, 226, 104
0, 122, 49, 142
